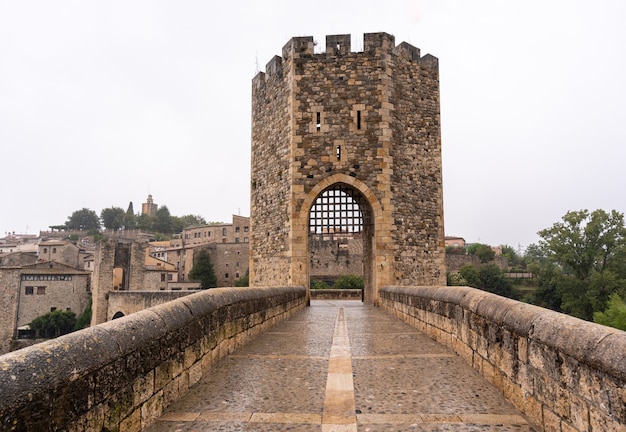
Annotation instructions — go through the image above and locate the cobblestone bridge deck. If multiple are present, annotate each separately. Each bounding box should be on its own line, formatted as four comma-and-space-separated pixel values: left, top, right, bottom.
145, 300, 537, 431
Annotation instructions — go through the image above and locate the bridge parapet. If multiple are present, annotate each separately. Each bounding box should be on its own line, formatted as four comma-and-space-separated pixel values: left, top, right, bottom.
0, 286, 306, 431
380, 285, 626, 431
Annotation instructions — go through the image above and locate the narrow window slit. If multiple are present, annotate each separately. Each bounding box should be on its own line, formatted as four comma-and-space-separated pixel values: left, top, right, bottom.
336, 145, 341, 161
316, 112, 321, 131
357, 110, 361, 130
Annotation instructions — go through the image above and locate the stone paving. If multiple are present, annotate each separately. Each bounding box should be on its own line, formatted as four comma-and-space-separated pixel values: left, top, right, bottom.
144, 300, 538, 431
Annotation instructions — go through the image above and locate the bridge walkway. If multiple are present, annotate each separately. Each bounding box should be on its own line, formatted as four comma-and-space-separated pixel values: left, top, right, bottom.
145, 300, 537, 431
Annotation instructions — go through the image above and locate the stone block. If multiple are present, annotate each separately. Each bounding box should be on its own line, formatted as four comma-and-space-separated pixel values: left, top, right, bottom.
542, 407, 561, 432
133, 372, 155, 407
119, 410, 141, 432
140, 391, 163, 430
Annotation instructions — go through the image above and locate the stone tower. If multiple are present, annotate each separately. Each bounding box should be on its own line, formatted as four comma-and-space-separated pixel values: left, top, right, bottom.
250, 32, 446, 303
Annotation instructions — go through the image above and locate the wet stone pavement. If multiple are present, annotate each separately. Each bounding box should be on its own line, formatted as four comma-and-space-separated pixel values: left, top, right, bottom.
145, 300, 538, 432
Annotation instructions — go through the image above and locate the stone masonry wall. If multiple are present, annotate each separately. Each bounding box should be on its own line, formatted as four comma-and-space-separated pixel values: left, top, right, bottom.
107, 291, 194, 320
0, 268, 20, 355
380, 286, 626, 431
250, 32, 446, 296
0, 286, 307, 431
309, 235, 363, 281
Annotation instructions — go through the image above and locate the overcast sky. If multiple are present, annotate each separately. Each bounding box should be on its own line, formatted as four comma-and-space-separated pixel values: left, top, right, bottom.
1, 1, 625, 252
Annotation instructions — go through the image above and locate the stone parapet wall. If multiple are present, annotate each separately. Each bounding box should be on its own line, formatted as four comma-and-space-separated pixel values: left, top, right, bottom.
380, 286, 626, 431
107, 290, 196, 320
0, 286, 307, 431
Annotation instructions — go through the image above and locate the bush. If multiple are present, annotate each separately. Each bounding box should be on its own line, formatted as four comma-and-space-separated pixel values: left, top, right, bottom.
310, 278, 330, 289
30, 310, 77, 339
334, 275, 364, 290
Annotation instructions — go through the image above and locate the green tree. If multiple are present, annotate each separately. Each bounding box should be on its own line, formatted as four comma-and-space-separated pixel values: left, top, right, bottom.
537, 209, 626, 320
478, 264, 520, 299
459, 264, 480, 288
153, 205, 173, 234
100, 207, 126, 231
501, 245, 525, 268
189, 248, 217, 288
136, 213, 154, 232
65, 208, 100, 231
125, 202, 137, 230
594, 293, 626, 331
475, 244, 495, 263
538, 209, 626, 281
30, 310, 77, 338
334, 275, 364, 289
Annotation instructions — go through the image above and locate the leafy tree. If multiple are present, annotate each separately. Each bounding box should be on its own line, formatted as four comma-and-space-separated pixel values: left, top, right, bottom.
125, 202, 137, 230
30, 310, 77, 338
178, 214, 208, 228
153, 205, 174, 234
189, 248, 217, 288
501, 245, 524, 268
334, 274, 364, 289
538, 209, 626, 281
459, 264, 480, 288
594, 293, 626, 331
478, 264, 520, 299
526, 262, 563, 312
475, 244, 495, 263
136, 213, 154, 232
100, 207, 126, 231
536, 209, 626, 320
459, 264, 519, 299
66, 208, 100, 231
524, 243, 549, 271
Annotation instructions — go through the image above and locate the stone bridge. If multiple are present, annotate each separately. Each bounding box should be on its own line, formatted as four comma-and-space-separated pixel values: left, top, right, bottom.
3, 32, 624, 431
1, 286, 625, 431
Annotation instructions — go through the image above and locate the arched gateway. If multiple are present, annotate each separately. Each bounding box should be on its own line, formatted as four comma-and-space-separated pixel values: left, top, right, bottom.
250, 33, 446, 304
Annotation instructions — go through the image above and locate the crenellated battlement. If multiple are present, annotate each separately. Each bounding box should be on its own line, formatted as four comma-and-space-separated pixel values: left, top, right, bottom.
252, 32, 438, 86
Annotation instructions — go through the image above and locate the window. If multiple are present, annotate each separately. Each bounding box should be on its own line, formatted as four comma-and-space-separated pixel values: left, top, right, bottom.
235, 238, 240, 243
43, 248, 48, 253
244, 237, 249, 243
225, 273, 229, 278
25, 287, 34, 295
236, 226, 240, 233
244, 226, 249, 232
236, 262, 240, 267
50, 307, 56, 312
37, 286, 46, 295
168, 274, 173, 281
222, 228, 227, 236
52, 248, 57, 254
160, 273, 166, 282
357, 110, 362, 130
336, 145, 341, 161
316, 112, 321, 131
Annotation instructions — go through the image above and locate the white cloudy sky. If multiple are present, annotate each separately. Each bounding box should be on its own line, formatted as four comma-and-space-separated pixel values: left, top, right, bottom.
1, 1, 625, 252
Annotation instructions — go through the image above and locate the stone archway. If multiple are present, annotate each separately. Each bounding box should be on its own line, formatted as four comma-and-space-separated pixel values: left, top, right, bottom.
293, 174, 391, 304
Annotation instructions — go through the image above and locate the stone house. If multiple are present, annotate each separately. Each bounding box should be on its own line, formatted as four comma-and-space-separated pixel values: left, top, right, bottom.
0, 261, 91, 354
